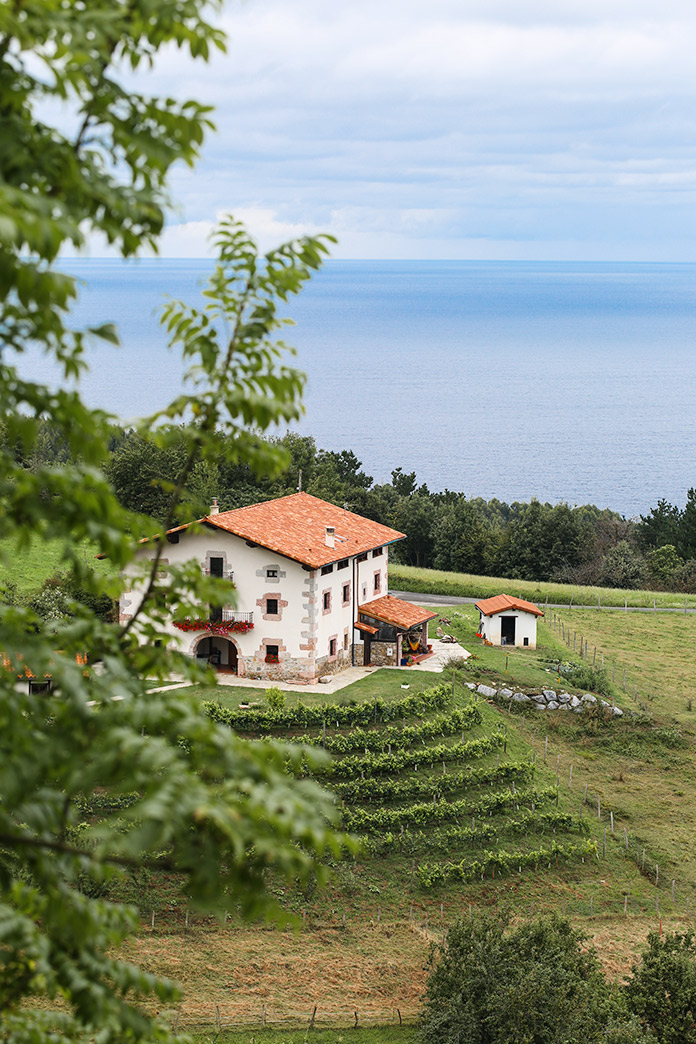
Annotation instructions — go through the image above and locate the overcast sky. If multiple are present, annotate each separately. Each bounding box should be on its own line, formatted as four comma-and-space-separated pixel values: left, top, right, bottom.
127, 0, 696, 259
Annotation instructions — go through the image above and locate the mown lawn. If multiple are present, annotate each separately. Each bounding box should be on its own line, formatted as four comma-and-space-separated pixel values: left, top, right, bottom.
390, 562, 696, 611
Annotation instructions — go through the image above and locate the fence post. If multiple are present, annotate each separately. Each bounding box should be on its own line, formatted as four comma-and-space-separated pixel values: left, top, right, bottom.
215, 1006, 221, 1033
309, 1005, 317, 1029
262, 1004, 266, 1028
624, 894, 628, 915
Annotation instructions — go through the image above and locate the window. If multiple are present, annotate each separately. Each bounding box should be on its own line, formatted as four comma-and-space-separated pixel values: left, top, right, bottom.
266, 567, 278, 578
321, 563, 334, 575
343, 633, 349, 650
373, 572, 380, 592
323, 591, 331, 611
209, 556, 224, 577
329, 638, 337, 657
29, 680, 52, 695
342, 583, 350, 605
337, 558, 349, 570
266, 598, 279, 615
265, 644, 279, 663
372, 547, 383, 558
523, 637, 529, 647
356, 552, 368, 563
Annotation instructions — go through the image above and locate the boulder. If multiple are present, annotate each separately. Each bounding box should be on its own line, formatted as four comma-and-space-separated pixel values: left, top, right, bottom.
512, 693, 529, 703
613, 706, 624, 717
573, 705, 584, 713
542, 689, 557, 700
557, 692, 571, 704
547, 701, 559, 710
499, 688, 513, 698
466, 682, 477, 690
581, 693, 597, 705
569, 695, 581, 709
477, 684, 497, 698
532, 700, 547, 709
532, 692, 547, 703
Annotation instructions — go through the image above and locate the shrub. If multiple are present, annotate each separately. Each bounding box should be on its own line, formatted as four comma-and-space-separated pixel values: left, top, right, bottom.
624, 929, 696, 1044
421, 912, 613, 1044
265, 685, 285, 712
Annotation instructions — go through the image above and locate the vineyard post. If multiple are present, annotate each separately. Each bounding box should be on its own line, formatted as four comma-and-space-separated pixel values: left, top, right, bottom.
151, 910, 155, 930
597, 798, 601, 821
262, 1004, 266, 1028
584, 783, 589, 805
215, 1006, 221, 1033
656, 864, 659, 886
624, 895, 628, 915
569, 764, 573, 788
544, 735, 548, 763
624, 826, 628, 849
309, 1006, 317, 1029
602, 828, 606, 858
610, 811, 614, 834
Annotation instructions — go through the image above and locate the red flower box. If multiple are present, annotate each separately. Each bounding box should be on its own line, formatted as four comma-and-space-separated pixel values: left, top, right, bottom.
173, 618, 253, 635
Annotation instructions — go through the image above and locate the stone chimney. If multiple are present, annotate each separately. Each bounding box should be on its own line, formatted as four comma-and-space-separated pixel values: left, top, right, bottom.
325, 526, 335, 548
210, 497, 219, 516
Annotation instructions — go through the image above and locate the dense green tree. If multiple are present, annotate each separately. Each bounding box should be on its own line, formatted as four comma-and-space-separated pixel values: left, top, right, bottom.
625, 929, 696, 1044
646, 544, 683, 587
431, 497, 497, 575
0, 6, 343, 1044
598, 540, 648, 589
421, 913, 615, 1044
637, 498, 681, 551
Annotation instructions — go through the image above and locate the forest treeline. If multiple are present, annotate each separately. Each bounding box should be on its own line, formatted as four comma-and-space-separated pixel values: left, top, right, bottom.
11, 422, 696, 592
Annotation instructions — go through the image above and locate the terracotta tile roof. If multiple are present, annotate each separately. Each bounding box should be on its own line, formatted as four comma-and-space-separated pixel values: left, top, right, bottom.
354, 620, 379, 635
201, 492, 405, 569
358, 594, 439, 629
475, 594, 544, 618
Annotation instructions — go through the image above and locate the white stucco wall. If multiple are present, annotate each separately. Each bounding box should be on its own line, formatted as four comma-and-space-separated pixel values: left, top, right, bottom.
479, 609, 538, 649
121, 525, 392, 678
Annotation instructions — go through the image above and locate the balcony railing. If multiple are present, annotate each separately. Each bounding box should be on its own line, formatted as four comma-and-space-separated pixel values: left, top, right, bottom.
222, 610, 253, 624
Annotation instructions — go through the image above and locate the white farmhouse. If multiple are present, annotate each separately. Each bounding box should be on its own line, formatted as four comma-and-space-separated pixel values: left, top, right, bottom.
475, 594, 543, 649
120, 492, 436, 683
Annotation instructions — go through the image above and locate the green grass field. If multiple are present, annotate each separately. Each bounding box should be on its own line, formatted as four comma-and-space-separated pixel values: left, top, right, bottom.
390, 562, 696, 610
0, 534, 113, 594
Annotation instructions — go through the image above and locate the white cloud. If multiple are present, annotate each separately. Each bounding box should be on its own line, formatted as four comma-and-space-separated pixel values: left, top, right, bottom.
77, 0, 696, 258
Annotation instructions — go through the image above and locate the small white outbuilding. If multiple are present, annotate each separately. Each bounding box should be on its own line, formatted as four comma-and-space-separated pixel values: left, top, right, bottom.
475, 594, 544, 649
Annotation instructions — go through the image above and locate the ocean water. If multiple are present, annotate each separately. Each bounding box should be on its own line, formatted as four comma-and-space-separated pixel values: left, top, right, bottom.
25, 259, 696, 517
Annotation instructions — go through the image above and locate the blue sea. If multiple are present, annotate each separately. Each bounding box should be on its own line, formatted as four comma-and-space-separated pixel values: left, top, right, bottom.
29, 259, 696, 517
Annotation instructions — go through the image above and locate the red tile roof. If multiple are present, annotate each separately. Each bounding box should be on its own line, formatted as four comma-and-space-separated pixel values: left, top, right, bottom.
358, 594, 438, 629
203, 493, 405, 569
475, 594, 544, 618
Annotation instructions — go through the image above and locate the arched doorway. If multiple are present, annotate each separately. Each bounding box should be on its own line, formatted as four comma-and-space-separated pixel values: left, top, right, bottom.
194, 635, 239, 674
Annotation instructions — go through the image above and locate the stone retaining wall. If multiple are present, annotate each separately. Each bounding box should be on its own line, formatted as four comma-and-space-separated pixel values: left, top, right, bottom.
469, 682, 623, 717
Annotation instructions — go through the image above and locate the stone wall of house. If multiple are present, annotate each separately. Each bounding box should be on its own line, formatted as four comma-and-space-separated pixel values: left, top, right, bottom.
244, 654, 317, 684
370, 641, 398, 667
315, 647, 353, 679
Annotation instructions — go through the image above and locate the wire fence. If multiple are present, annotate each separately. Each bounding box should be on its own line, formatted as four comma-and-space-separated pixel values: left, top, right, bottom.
162, 1005, 419, 1032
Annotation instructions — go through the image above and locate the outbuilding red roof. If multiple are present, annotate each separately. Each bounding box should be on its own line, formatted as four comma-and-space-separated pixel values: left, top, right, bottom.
475, 594, 544, 618
358, 594, 438, 629
202, 492, 405, 569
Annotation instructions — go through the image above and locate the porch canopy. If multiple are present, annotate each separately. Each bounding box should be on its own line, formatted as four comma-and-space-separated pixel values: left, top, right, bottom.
356, 594, 438, 652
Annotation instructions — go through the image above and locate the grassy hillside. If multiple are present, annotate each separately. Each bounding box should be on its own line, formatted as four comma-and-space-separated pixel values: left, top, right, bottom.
0, 534, 113, 594
107, 604, 696, 1031
390, 562, 696, 610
